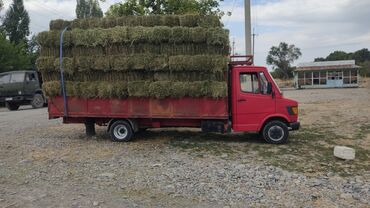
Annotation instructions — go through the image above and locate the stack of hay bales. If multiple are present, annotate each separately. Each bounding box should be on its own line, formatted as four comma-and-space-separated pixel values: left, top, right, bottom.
37, 15, 229, 99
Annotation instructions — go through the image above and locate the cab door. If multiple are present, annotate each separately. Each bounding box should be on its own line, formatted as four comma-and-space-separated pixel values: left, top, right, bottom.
232, 69, 276, 132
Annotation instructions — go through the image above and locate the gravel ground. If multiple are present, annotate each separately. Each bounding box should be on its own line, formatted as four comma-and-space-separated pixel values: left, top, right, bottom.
0, 86, 369, 207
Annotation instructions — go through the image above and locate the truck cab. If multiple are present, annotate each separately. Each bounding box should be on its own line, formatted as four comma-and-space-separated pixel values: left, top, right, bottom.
0, 71, 45, 111
229, 56, 300, 143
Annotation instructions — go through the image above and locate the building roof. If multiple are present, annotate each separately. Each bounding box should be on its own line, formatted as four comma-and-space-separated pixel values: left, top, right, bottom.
295, 60, 361, 72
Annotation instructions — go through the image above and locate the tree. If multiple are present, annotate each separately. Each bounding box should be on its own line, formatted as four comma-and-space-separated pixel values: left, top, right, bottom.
76, 0, 103, 18
27, 35, 40, 70
2, 0, 30, 45
106, 0, 224, 17
325, 51, 349, 61
0, 33, 31, 72
266, 42, 302, 79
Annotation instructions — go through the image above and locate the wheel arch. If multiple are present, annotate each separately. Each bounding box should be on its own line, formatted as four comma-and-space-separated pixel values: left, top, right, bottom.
259, 115, 289, 132
107, 118, 138, 133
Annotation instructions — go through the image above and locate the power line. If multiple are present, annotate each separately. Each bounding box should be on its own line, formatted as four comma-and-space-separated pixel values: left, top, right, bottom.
224, 0, 237, 27
25, 0, 65, 18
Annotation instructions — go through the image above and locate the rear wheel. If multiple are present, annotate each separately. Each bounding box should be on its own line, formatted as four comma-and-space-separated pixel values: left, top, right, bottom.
109, 120, 133, 142
31, 94, 44, 109
262, 120, 289, 144
6, 102, 20, 111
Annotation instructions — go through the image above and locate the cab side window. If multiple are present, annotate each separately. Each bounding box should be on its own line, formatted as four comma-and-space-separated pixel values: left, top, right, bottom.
240, 73, 259, 93
26, 73, 36, 81
0, 74, 11, 84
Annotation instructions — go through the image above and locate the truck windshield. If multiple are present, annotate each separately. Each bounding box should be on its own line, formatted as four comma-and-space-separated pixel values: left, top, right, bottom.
10, 73, 25, 83
0, 74, 11, 84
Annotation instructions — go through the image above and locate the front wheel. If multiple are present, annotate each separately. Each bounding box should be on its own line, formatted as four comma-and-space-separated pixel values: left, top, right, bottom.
6, 102, 20, 111
109, 120, 133, 142
262, 120, 289, 144
31, 94, 44, 109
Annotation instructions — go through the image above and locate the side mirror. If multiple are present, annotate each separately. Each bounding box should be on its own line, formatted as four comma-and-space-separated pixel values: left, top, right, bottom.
267, 82, 273, 94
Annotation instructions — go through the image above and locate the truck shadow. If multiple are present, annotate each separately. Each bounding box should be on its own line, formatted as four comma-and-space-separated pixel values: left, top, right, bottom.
134, 129, 265, 144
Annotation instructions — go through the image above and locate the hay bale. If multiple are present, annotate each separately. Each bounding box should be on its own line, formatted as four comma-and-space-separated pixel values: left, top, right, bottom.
71, 29, 109, 47
79, 82, 98, 98
75, 56, 92, 72
36, 57, 56, 72
70, 19, 82, 29
198, 16, 221, 27
111, 56, 130, 71
128, 81, 150, 97
49, 19, 70, 30
88, 18, 102, 28
53, 57, 74, 75
161, 15, 180, 27
149, 26, 171, 44
170, 27, 189, 43
97, 82, 115, 98
179, 14, 200, 27
142, 15, 162, 27
169, 55, 227, 72
128, 26, 148, 43
189, 27, 207, 43
92, 56, 110, 71
207, 28, 229, 46
109, 27, 129, 43
114, 82, 128, 98
148, 81, 173, 98
43, 81, 61, 97
102, 17, 117, 28
148, 56, 168, 71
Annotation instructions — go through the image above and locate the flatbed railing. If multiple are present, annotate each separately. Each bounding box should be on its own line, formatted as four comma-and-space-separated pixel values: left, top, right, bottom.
229, 55, 254, 66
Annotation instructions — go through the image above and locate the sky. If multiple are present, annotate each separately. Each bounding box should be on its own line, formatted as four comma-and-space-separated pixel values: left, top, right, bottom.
1, 0, 370, 67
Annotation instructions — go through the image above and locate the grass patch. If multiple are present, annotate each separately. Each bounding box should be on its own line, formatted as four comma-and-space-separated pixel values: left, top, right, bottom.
162, 124, 370, 177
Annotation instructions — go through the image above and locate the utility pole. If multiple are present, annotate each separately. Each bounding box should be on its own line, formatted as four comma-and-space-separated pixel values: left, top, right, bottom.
245, 0, 252, 55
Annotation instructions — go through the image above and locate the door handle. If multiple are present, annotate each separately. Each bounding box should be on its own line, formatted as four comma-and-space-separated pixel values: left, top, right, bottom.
238, 98, 246, 102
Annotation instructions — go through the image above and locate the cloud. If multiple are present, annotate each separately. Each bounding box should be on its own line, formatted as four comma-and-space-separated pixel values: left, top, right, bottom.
1, 0, 121, 35
221, 0, 370, 66
1, 0, 369, 68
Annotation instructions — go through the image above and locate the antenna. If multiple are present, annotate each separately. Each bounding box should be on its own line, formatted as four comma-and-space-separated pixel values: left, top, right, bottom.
232, 37, 236, 56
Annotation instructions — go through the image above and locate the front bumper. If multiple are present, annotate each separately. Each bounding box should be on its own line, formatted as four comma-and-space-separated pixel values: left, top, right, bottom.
289, 122, 300, 131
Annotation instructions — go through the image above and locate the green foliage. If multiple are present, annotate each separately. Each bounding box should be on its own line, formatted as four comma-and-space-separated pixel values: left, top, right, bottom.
0, 33, 31, 72
27, 35, 40, 70
76, 0, 103, 19
314, 48, 370, 77
2, 0, 30, 45
266, 42, 301, 79
106, 0, 224, 17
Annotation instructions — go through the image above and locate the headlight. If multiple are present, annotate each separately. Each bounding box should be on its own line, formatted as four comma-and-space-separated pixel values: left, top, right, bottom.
18, 90, 22, 95
287, 106, 298, 115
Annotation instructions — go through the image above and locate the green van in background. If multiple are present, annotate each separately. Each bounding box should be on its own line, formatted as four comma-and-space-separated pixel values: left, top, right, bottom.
0, 71, 46, 111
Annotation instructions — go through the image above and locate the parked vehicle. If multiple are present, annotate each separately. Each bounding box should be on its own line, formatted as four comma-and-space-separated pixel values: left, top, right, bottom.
48, 56, 300, 144
0, 71, 46, 111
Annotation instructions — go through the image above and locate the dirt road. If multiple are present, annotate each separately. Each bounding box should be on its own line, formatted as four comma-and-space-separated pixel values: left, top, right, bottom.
0, 83, 369, 207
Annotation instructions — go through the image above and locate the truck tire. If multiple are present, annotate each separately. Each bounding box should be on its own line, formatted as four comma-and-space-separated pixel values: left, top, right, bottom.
262, 120, 289, 144
6, 102, 20, 111
31, 94, 44, 109
109, 120, 133, 142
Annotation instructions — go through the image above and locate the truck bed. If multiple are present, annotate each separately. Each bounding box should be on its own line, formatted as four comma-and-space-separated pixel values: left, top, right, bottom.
48, 96, 228, 121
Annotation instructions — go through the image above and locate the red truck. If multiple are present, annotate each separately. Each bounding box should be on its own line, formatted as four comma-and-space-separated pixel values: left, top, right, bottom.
48, 56, 300, 144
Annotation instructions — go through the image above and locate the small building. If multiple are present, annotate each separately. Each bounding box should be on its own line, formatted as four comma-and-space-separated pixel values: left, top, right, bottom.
293, 60, 361, 89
